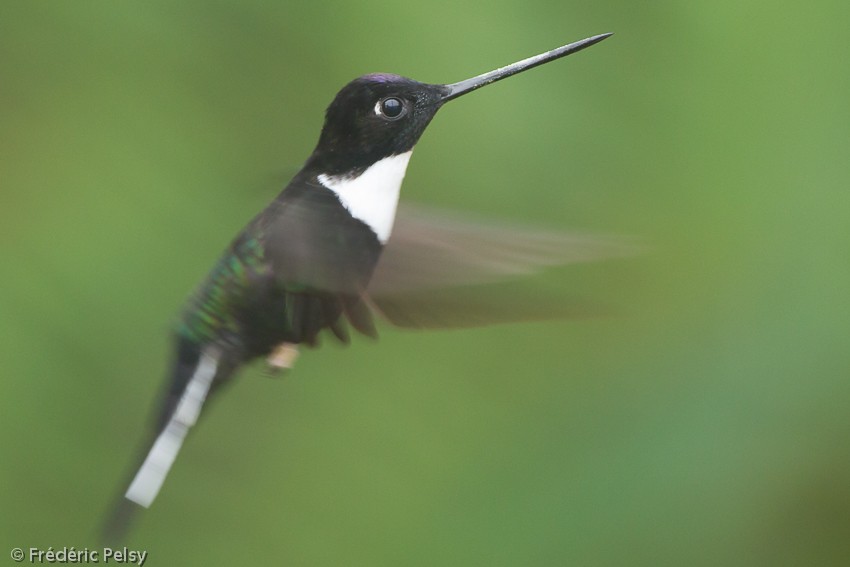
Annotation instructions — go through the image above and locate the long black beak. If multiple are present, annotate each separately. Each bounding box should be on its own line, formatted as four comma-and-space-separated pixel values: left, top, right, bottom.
440, 33, 612, 103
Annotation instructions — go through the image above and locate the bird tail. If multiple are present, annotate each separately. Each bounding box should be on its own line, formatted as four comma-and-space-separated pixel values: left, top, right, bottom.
101, 339, 224, 543
125, 345, 220, 507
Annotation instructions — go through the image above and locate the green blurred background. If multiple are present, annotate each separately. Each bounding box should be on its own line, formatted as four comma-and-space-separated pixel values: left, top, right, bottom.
2, 1, 849, 565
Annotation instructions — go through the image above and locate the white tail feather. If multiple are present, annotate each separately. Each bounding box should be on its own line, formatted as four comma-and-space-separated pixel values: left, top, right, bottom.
125, 348, 220, 508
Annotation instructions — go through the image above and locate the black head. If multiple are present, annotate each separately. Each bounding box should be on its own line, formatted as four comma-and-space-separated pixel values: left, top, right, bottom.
305, 33, 612, 176
307, 74, 448, 176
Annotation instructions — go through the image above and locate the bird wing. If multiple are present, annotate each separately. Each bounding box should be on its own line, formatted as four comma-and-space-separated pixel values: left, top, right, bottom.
264, 190, 641, 333
370, 203, 639, 292
364, 203, 642, 329
262, 180, 384, 337
263, 180, 384, 295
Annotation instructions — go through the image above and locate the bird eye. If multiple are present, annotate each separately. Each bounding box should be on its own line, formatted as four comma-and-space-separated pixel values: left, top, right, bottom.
376, 97, 405, 120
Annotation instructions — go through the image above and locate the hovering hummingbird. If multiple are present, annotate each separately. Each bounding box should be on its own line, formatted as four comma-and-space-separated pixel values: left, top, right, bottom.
105, 32, 624, 538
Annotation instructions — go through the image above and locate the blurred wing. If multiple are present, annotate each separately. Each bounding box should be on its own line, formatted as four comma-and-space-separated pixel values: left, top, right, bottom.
366, 284, 611, 329
265, 194, 641, 334
365, 203, 642, 329
369, 203, 640, 293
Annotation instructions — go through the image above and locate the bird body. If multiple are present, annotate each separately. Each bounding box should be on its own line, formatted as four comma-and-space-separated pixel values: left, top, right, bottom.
107, 33, 623, 537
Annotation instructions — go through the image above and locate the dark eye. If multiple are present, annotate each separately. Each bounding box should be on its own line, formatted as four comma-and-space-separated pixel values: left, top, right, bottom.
377, 97, 405, 120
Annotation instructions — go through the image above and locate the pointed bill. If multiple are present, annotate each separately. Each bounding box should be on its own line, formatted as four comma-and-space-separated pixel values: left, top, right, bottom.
441, 33, 612, 102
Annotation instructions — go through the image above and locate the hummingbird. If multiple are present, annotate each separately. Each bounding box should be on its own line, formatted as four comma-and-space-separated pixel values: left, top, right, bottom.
105, 32, 622, 539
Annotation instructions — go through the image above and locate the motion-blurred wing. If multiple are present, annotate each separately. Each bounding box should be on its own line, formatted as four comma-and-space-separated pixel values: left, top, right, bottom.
366, 284, 610, 329
366, 203, 642, 328
370, 203, 639, 292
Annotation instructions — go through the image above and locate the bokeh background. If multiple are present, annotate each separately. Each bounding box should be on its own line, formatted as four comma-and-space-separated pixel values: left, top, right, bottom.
2, 2, 849, 565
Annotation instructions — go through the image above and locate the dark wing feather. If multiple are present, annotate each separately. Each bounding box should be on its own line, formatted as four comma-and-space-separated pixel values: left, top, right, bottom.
263, 180, 383, 294
261, 179, 384, 338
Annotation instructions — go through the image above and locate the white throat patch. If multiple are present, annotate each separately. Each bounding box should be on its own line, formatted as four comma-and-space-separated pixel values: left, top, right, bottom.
317, 151, 413, 243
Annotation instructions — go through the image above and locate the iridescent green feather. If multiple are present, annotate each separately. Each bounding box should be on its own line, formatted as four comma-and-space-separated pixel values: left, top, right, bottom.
177, 232, 268, 344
